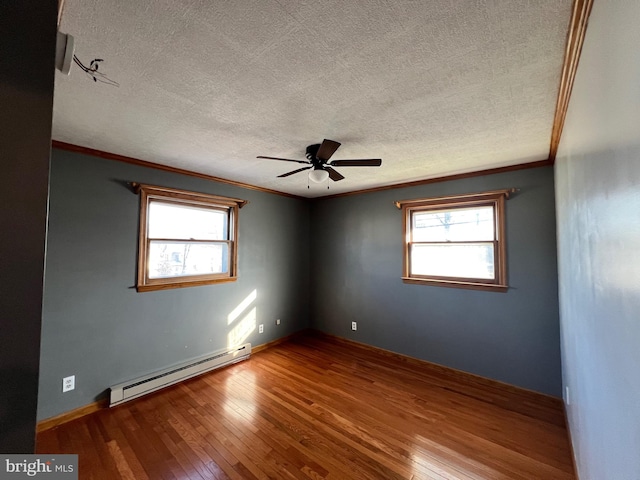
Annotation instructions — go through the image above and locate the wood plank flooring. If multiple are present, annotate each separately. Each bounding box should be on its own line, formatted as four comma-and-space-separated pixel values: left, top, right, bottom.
37, 332, 575, 479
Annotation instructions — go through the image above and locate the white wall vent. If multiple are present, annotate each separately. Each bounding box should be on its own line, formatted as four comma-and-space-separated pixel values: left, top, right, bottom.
109, 343, 251, 407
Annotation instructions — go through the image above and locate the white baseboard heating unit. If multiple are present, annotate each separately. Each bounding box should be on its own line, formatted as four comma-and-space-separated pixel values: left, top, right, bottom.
109, 343, 251, 407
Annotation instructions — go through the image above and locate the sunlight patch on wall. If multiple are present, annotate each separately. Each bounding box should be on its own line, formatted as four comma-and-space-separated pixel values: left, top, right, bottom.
228, 289, 257, 325
228, 306, 256, 349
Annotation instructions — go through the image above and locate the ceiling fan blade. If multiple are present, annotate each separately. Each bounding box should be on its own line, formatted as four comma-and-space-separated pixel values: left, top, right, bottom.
316, 139, 341, 162
257, 155, 310, 165
325, 167, 345, 181
329, 158, 382, 167
277, 166, 312, 178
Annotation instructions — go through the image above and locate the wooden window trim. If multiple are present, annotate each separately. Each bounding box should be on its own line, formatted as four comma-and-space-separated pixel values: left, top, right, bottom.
397, 189, 512, 292
133, 183, 246, 292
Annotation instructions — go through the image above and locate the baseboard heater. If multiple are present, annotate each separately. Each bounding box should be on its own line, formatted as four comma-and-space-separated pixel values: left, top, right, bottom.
109, 343, 251, 407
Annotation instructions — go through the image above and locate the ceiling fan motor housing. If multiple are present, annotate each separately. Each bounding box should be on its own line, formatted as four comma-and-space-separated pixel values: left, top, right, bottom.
306, 144, 322, 163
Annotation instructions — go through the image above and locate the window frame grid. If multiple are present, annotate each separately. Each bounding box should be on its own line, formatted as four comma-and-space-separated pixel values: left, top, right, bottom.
134, 183, 245, 292
397, 190, 511, 292
146, 199, 233, 281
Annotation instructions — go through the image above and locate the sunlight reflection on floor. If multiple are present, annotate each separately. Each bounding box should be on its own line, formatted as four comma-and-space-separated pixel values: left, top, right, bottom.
224, 370, 257, 422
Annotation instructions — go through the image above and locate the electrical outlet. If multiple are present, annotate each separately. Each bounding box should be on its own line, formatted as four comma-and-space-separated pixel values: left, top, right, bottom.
276, 319, 281, 325
259, 324, 264, 334
62, 375, 75, 393
351, 321, 357, 331
565, 386, 570, 405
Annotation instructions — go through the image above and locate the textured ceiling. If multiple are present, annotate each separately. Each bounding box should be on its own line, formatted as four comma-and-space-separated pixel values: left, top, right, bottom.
53, 0, 573, 197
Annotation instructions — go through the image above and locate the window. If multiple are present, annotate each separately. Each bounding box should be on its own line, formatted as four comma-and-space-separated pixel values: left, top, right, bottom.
133, 183, 246, 292
396, 189, 512, 291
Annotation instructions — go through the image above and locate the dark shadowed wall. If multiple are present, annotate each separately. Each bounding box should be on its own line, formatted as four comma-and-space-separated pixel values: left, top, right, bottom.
310, 166, 561, 396
0, 0, 57, 452
37, 149, 310, 420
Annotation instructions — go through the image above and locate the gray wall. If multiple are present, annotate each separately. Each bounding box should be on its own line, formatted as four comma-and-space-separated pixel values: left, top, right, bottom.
38, 149, 310, 420
555, 0, 640, 477
0, 1, 56, 452
311, 166, 561, 396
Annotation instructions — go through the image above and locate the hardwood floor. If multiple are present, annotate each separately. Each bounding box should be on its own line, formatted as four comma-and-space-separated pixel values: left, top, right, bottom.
37, 332, 575, 479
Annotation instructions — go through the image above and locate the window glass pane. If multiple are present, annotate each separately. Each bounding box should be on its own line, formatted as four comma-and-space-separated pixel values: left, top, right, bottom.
412, 206, 494, 242
411, 243, 495, 279
148, 241, 229, 279
148, 201, 227, 240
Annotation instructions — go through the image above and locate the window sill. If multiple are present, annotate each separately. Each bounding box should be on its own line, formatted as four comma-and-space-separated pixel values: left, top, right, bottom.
401, 277, 508, 292
137, 276, 237, 292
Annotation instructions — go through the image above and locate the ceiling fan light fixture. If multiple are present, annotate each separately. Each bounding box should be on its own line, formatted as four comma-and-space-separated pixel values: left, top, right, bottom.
309, 168, 329, 183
